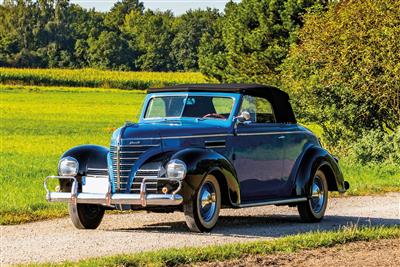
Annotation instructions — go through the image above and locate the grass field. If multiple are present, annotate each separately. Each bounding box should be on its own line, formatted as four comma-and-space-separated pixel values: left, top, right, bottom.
32, 226, 400, 266
0, 85, 146, 224
1, 84, 399, 225
0, 67, 212, 89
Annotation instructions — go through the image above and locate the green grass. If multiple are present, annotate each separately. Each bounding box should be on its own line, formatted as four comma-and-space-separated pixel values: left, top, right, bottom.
0, 85, 146, 224
31, 226, 400, 266
0, 67, 212, 89
1, 84, 399, 225
340, 161, 400, 195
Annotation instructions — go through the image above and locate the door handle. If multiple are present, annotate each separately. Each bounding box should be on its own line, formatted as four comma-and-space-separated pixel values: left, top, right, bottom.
278, 135, 286, 139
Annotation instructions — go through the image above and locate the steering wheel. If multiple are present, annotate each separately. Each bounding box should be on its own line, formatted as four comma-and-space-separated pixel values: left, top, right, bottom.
202, 113, 226, 119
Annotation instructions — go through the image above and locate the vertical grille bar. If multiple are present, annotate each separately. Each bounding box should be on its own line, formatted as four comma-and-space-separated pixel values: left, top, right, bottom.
116, 144, 121, 191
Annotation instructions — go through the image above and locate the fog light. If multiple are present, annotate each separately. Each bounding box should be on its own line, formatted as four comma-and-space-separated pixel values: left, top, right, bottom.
162, 186, 169, 194
58, 156, 79, 176
166, 159, 187, 180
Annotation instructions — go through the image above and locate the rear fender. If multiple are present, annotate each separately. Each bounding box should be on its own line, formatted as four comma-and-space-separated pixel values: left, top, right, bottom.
294, 146, 347, 197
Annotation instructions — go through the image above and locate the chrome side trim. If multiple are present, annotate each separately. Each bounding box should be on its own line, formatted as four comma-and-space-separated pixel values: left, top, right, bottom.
237, 197, 307, 208
119, 144, 160, 147
118, 134, 234, 141
161, 133, 233, 139
115, 131, 312, 141
236, 131, 305, 136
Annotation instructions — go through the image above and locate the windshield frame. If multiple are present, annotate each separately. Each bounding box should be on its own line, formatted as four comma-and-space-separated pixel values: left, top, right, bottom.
140, 92, 240, 123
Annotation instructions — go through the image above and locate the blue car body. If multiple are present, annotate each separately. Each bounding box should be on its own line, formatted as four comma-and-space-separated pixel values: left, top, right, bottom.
45, 84, 349, 231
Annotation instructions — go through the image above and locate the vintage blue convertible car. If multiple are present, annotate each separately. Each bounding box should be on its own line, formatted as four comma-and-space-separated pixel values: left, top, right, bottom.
44, 84, 349, 232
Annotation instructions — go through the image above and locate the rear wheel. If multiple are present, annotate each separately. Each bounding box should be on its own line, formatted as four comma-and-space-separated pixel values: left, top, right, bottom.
184, 174, 221, 232
68, 203, 105, 229
298, 169, 328, 222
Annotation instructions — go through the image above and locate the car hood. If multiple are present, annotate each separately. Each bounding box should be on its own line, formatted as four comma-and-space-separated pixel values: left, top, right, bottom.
114, 120, 230, 141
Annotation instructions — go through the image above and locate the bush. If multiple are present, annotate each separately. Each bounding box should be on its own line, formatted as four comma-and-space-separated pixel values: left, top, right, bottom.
349, 127, 400, 165
282, 0, 400, 147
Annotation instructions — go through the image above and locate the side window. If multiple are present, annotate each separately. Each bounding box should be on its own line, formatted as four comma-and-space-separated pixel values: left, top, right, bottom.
145, 97, 166, 118
240, 95, 276, 123
212, 97, 234, 116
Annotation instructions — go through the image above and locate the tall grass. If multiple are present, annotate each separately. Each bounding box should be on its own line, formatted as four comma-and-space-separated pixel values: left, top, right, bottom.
0, 67, 213, 89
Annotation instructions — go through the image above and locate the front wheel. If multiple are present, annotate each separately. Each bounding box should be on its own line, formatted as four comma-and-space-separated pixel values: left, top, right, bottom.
68, 203, 105, 229
297, 169, 328, 222
184, 174, 221, 232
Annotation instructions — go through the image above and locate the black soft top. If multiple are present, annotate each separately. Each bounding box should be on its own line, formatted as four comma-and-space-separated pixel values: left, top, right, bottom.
148, 84, 296, 123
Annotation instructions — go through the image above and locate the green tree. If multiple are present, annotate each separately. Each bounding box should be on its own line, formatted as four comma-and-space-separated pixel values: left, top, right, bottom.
104, 0, 144, 30
87, 31, 133, 70
171, 8, 220, 71
282, 0, 400, 147
199, 0, 326, 84
198, 14, 227, 82
123, 9, 175, 71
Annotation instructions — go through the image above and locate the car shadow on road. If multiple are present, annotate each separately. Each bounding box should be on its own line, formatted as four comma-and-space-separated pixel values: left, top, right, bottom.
106, 214, 400, 238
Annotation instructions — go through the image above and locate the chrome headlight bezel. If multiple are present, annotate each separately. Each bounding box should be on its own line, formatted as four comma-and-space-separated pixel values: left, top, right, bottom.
58, 156, 79, 176
166, 159, 187, 180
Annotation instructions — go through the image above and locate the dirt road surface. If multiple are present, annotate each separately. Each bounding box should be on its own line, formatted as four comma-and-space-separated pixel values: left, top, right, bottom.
1, 193, 399, 265
192, 238, 400, 267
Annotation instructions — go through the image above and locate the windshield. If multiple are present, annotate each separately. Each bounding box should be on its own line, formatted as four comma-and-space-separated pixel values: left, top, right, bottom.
144, 95, 234, 120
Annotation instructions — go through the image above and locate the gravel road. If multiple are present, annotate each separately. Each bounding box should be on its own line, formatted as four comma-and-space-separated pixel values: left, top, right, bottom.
1, 193, 399, 265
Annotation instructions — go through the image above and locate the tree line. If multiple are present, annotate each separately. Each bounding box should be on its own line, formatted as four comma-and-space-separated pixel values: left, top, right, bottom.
0, 0, 327, 74
0, 0, 218, 71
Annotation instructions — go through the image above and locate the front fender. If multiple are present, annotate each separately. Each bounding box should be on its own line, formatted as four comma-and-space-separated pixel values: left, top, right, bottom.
170, 148, 240, 206
60, 144, 109, 176
294, 146, 347, 197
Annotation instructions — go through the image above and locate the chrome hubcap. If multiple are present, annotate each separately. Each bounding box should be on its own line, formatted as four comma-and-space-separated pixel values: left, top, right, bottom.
199, 182, 217, 222
311, 176, 325, 213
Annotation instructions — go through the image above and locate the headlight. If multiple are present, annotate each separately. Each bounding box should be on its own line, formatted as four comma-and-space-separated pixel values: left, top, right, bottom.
58, 157, 79, 176
166, 159, 187, 180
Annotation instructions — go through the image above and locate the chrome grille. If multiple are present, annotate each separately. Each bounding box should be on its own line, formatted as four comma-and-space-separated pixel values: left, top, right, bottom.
110, 143, 159, 192
130, 170, 160, 193
86, 168, 108, 178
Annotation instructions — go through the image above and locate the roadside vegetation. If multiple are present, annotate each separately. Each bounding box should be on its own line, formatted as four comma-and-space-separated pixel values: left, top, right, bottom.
30, 226, 400, 266
1, 84, 399, 225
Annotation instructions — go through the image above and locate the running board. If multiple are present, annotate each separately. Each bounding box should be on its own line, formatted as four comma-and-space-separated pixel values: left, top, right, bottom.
237, 197, 307, 208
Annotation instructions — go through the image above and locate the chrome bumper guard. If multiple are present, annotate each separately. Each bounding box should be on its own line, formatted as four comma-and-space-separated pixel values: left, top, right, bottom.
44, 176, 183, 207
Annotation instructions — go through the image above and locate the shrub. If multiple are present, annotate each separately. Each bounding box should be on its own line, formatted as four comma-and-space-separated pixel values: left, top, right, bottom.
282, 0, 400, 147
349, 127, 400, 165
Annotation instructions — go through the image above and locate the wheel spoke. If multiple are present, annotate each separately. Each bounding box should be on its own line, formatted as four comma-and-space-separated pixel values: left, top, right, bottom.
198, 182, 217, 222
310, 176, 325, 213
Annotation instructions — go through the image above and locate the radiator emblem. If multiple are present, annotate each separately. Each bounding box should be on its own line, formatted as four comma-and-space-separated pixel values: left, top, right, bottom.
129, 141, 141, 145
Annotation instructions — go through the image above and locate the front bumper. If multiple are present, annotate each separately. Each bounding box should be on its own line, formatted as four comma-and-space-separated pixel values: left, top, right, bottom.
44, 176, 183, 207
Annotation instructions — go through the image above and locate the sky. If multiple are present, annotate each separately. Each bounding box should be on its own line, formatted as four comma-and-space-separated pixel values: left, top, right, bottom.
70, 0, 239, 14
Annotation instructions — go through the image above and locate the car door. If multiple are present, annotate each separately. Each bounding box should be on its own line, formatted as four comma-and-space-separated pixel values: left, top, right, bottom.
231, 95, 287, 202
279, 124, 319, 193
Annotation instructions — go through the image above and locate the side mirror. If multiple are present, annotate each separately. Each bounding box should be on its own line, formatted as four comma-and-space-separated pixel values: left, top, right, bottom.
236, 111, 251, 123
